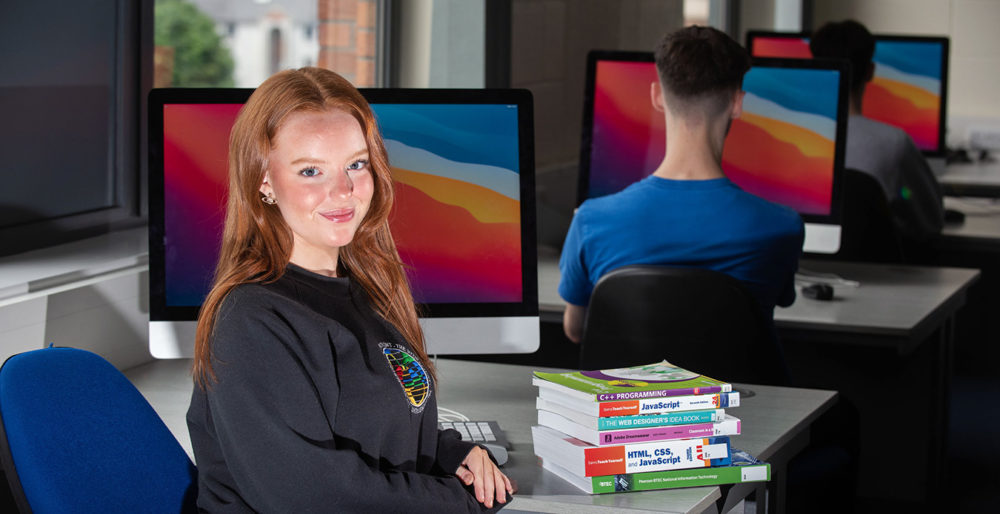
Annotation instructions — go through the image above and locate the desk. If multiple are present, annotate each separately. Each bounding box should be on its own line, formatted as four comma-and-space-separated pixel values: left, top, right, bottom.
538, 257, 979, 504
938, 160, 1000, 197
940, 197, 1000, 252
126, 358, 836, 514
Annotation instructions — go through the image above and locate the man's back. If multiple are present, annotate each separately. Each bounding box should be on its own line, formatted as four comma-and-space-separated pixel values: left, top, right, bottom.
558, 175, 804, 316
845, 114, 944, 239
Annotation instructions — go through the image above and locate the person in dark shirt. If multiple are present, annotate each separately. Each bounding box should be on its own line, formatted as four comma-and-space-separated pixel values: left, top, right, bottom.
810, 20, 944, 240
186, 67, 512, 512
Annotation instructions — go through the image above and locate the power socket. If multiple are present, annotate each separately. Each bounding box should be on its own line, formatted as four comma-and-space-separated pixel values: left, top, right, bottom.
968, 127, 1000, 151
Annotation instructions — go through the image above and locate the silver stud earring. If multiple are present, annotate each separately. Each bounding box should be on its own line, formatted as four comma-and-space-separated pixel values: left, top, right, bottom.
262, 192, 276, 205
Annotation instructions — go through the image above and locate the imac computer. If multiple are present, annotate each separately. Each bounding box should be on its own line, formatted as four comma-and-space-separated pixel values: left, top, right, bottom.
148, 88, 539, 358
578, 50, 849, 254
746, 31, 950, 157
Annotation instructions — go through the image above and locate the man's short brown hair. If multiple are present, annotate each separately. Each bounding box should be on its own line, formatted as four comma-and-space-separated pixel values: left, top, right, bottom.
654, 25, 750, 110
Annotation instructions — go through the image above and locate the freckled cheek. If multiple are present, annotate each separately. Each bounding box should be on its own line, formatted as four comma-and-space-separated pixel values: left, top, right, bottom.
354, 174, 376, 210
280, 184, 328, 218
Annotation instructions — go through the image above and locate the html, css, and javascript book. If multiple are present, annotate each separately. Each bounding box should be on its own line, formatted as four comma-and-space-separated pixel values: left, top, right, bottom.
533, 361, 732, 402
531, 425, 732, 477
538, 449, 770, 494
537, 409, 742, 446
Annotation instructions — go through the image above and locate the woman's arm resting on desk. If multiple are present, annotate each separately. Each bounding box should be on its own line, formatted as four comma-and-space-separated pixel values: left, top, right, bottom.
563, 303, 586, 343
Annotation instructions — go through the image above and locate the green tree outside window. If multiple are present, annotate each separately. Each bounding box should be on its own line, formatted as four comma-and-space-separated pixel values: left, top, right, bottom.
155, 0, 234, 87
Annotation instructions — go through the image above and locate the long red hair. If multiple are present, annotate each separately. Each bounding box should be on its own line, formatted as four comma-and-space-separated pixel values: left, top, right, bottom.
193, 67, 432, 387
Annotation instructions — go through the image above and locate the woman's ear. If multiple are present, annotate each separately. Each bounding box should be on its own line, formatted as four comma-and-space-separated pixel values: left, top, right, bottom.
259, 173, 271, 196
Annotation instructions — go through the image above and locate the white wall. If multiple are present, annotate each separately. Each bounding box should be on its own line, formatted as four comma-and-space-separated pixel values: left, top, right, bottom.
812, 0, 1000, 121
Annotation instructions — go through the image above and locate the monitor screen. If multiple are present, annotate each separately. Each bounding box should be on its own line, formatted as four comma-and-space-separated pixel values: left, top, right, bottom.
148, 88, 540, 358
578, 51, 848, 253
745, 31, 949, 156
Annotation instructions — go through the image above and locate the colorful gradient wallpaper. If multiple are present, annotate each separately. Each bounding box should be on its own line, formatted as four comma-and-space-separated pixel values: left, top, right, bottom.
750, 36, 812, 59
161, 103, 523, 307
721, 67, 842, 216
586, 59, 839, 216
863, 40, 943, 152
586, 60, 665, 199
162, 103, 239, 308
748, 35, 945, 152
375, 104, 523, 304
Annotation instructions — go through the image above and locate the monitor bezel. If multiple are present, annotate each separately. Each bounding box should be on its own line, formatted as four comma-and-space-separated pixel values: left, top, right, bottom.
745, 30, 950, 157
148, 87, 539, 323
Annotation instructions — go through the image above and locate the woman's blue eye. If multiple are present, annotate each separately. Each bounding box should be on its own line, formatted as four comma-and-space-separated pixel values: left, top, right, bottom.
347, 159, 369, 171
299, 167, 320, 177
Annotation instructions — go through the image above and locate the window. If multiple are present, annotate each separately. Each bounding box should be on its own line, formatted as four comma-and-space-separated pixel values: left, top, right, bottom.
154, 0, 383, 88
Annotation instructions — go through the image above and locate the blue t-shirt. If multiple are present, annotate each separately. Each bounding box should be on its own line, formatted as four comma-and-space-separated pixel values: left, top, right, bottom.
559, 176, 804, 317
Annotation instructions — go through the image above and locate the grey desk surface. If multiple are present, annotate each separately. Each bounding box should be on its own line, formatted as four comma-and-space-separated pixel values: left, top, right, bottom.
126, 358, 836, 514
941, 196, 1000, 246
539, 257, 980, 353
938, 160, 1000, 196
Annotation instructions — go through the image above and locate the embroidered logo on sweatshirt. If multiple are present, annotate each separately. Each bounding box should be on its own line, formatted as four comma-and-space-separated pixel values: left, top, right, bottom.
381, 344, 430, 413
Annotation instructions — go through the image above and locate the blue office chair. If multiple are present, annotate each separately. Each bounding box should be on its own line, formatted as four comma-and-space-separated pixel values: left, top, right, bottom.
0, 347, 197, 513
579, 265, 790, 386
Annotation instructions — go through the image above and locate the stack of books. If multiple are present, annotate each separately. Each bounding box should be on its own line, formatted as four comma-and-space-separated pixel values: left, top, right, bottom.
531, 360, 770, 494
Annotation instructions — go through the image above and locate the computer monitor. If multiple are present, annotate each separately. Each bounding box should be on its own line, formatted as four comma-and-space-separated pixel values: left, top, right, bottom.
148, 88, 540, 358
578, 50, 848, 254
746, 31, 949, 156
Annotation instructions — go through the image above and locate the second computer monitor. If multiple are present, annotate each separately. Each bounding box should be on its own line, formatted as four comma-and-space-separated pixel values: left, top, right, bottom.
579, 50, 848, 254
746, 30, 949, 156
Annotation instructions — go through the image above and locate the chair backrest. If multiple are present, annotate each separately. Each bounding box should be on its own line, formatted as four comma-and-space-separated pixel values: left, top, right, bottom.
0, 347, 197, 513
833, 168, 905, 263
579, 265, 789, 386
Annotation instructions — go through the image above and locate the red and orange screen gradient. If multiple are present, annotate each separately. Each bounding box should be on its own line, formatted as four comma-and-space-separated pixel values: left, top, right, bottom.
749, 35, 945, 153
585, 59, 841, 216
161, 103, 524, 308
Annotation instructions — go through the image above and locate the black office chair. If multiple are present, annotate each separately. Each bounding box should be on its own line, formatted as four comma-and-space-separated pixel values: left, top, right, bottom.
829, 168, 905, 263
578, 265, 790, 386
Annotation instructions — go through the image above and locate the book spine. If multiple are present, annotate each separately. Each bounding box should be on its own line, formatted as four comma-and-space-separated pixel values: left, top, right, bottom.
588, 463, 771, 494
597, 409, 724, 430
596, 417, 740, 446
582, 436, 732, 476
596, 385, 727, 402
598, 391, 739, 417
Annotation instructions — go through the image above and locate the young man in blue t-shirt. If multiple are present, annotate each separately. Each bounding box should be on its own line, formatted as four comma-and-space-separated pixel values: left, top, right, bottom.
559, 25, 804, 343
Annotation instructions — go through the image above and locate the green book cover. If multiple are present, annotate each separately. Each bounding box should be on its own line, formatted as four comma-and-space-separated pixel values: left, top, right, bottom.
534, 360, 731, 402
589, 462, 770, 493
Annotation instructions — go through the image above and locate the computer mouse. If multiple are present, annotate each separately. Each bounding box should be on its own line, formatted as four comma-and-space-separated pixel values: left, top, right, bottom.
802, 283, 834, 301
482, 443, 509, 466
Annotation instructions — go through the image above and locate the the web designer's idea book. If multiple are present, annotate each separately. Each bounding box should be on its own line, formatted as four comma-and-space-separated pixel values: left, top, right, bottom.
537, 449, 770, 494
531, 425, 731, 477
537, 409, 742, 446
533, 361, 732, 402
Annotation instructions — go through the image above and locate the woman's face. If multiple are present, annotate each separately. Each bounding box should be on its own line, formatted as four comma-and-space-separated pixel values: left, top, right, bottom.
261, 108, 375, 274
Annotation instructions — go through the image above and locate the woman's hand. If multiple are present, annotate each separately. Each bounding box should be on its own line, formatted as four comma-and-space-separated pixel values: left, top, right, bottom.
455, 446, 515, 508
